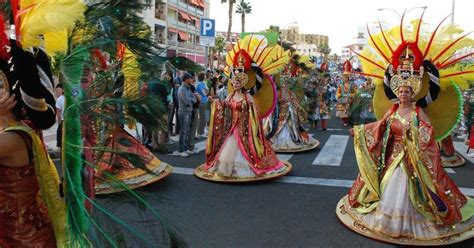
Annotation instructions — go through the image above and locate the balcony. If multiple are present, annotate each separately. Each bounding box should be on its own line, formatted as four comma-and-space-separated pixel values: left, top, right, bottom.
178, 21, 187, 28
168, 40, 177, 46
178, 1, 187, 8
168, 18, 177, 26
196, 8, 203, 16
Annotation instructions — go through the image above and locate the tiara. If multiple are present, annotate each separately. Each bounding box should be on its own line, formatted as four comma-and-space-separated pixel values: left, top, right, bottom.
389, 48, 423, 98
230, 65, 248, 87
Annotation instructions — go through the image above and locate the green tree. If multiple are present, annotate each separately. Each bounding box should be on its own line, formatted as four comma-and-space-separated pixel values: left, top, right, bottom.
210, 35, 226, 69
221, 0, 237, 41
318, 44, 331, 58
235, 0, 252, 33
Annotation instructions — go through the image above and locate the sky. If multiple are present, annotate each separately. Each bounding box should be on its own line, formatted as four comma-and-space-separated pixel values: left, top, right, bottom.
209, 0, 474, 54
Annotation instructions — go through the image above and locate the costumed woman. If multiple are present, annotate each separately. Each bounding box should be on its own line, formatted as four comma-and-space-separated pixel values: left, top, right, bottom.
349, 77, 377, 125
0, 23, 67, 247
266, 51, 320, 153
336, 11, 474, 245
194, 35, 292, 182
336, 61, 357, 127
306, 67, 331, 130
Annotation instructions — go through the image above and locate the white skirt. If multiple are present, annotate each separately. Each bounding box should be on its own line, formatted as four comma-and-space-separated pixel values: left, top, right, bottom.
356, 166, 474, 239
208, 134, 256, 178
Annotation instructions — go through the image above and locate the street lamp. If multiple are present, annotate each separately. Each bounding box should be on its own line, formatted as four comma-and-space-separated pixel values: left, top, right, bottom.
377, 6, 427, 18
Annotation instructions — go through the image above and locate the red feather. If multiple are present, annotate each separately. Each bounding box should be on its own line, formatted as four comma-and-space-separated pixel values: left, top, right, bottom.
378, 21, 393, 54
400, 10, 406, 43
432, 32, 473, 64
350, 48, 385, 70
423, 15, 451, 58
440, 70, 474, 79
351, 71, 383, 79
438, 52, 474, 69
415, 10, 426, 44
0, 13, 10, 60
391, 42, 423, 71
367, 24, 390, 63
92, 49, 108, 70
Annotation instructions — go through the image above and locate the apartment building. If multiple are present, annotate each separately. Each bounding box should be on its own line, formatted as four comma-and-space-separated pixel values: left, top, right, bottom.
280, 25, 329, 48
141, 0, 210, 65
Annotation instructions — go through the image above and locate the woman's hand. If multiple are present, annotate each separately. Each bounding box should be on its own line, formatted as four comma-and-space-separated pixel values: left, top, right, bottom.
349, 128, 354, 137
0, 92, 16, 113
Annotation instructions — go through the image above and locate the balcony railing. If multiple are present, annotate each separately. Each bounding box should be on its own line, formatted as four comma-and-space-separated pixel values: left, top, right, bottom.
168, 19, 177, 26
178, 21, 187, 28
178, 1, 187, 8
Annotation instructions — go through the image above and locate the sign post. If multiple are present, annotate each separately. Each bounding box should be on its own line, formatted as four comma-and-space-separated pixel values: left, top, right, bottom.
200, 18, 216, 69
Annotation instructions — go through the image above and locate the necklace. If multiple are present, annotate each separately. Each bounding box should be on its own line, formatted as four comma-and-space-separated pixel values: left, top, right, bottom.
0, 117, 21, 131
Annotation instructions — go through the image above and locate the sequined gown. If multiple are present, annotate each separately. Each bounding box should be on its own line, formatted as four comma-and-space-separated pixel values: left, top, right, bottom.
267, 88, 317, 151
345, 105, 474, 240
205, 92, 285, 178
0, 133, 56, 247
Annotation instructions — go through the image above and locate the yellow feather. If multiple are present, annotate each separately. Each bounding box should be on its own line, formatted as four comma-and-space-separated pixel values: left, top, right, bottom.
43, 30, 68, 56
439, 64, 474, 90
19, 0, 86, 54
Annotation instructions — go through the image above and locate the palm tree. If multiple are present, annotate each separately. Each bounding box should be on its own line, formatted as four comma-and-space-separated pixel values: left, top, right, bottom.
318, 44, 331, 58
210, 35, 226, 69
221, 0, 236, 41
235, 0, 252, 33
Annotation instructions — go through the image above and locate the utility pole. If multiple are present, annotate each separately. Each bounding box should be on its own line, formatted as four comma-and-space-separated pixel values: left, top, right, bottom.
451, 0, 455, 24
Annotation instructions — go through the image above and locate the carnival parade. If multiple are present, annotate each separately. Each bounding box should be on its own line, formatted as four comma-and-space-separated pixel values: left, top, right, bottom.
0, 0, 473, 247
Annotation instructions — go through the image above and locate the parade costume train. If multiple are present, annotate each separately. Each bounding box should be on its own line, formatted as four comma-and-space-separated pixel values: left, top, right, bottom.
266, 52, 319, 153
336, 11, 474, 246
1, 1, 183, 247
195, 35, 292, 182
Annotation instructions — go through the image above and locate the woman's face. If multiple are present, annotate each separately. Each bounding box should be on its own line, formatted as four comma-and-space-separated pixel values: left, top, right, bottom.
232, 78, 243, 90
397, 86, 413, 103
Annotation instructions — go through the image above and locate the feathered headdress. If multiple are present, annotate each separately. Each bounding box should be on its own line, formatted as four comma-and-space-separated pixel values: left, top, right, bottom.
224, 34, 290, 118
355, 9, 474, 140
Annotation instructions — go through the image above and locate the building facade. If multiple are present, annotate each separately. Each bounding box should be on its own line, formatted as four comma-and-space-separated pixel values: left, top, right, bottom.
280, 26, 329, 48
141, 0, 210, 66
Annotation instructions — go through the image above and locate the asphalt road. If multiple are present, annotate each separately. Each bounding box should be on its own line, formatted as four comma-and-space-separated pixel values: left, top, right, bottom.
130, 116, 474, 248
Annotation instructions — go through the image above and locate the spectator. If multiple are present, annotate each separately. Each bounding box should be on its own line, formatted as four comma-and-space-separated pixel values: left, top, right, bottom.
147, 79, 170, 152
187, 74, 200, 153
195, 72, 208, 137
174, 72, 200, 157
166, 71, 180, 136
217, 77, 229, 100
55, 84, 64, 149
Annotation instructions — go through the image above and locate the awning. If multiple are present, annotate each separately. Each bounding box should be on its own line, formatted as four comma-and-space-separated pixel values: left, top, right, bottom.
178, 31, 189, 41
178, 11, 191, 21
189, 0, 200, 6
188, 15, 200, 28
198, 0, 205, 8
168, 27, 178, 33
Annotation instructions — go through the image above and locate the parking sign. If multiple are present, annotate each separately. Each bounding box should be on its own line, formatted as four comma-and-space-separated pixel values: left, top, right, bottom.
200, 18, 215, 47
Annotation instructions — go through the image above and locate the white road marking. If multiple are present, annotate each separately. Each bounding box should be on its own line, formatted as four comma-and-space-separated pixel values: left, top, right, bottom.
171, 166, 474, 197
444, 168, 455, 174
453, 141, 474, 163
325, 128, 346, 132
169, 140, 207, 155
277, 154, 294, 161
312, 135, 349, 166
172, 167, 195, 175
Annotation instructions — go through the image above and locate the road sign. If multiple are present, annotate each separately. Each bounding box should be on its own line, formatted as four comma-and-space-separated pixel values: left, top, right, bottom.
200, 18, 215, 47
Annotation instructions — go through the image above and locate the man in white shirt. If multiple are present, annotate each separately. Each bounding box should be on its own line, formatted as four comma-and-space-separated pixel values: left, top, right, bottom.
55, 84, 65, 148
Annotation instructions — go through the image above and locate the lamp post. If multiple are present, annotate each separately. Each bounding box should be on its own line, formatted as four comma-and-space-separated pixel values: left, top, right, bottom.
377, 6, 427, 18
